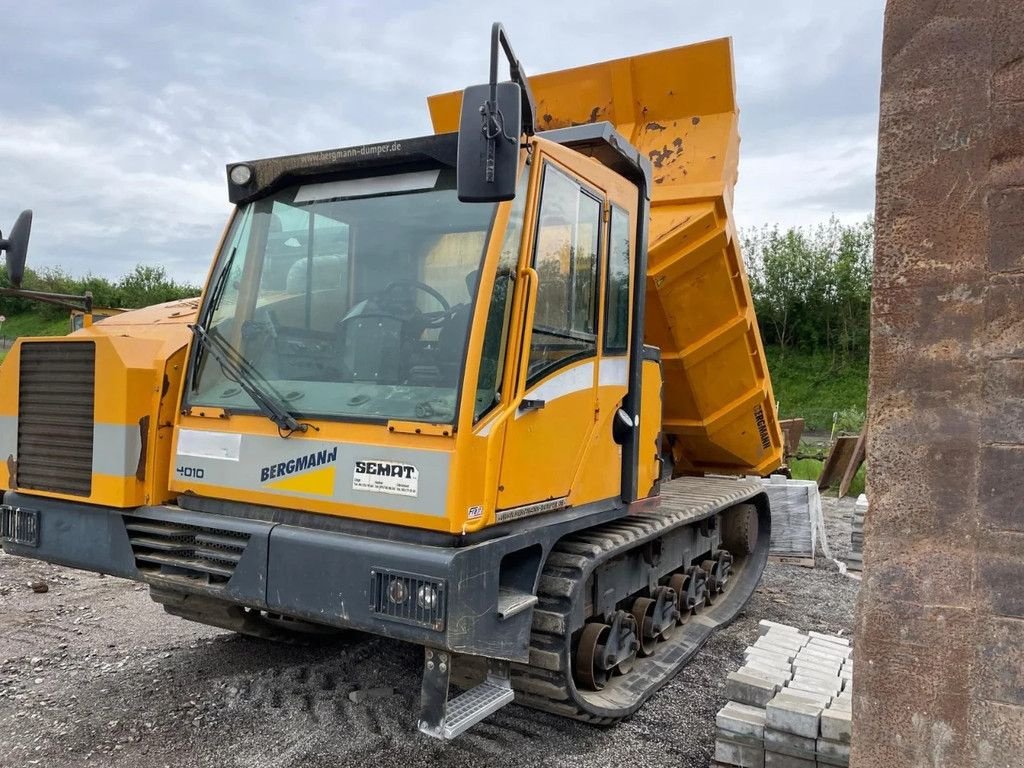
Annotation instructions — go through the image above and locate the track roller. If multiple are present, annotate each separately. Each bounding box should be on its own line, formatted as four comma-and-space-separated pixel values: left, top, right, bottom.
574, 610, 639, 690
669, 565, 709, 618
703, 549, 734, 603
629, 588, 678, 656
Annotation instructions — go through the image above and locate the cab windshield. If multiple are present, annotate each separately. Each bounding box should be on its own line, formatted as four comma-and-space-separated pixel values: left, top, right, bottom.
190, 167, 498, 424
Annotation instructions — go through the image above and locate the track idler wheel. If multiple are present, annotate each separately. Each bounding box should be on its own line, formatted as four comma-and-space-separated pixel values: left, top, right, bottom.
574, 610, 639, 691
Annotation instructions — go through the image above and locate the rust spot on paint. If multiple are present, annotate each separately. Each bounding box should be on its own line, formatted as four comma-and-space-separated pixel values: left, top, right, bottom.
543, 113, 553, 124
136, 416, 150, 482
692, 116, 701, 126
647, 122, 667, 131
649, 147, 674, 168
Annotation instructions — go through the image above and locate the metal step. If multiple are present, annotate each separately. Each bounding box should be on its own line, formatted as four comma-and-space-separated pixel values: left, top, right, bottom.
418, 651, 515, 739
496, 587, 539, 620
440, 677, 515, 739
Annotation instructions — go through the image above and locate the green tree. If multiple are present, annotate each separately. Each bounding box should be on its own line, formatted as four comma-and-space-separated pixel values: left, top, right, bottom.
742, 217, 874, 362
0, 263, 200, 320
116, 264, 198, 307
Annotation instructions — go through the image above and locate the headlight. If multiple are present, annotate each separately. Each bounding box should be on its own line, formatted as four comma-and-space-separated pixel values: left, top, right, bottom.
371, 570, 446, 630
387, 578, 408, 604
417, 584, 439, 610
229, 164, 253, 185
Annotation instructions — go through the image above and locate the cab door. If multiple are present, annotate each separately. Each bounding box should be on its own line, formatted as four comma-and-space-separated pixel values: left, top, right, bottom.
496, 159, 606, 514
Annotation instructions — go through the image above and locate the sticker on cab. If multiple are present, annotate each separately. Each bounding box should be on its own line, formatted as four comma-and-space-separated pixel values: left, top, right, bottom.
353, 460, 419, 497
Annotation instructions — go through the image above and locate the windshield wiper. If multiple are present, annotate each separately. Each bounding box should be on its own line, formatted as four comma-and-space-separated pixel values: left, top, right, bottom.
192, 244, 236, 387
189, 323, 307, 436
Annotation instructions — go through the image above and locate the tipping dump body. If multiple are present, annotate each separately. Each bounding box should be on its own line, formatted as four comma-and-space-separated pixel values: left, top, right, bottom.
429, 38, 783, 477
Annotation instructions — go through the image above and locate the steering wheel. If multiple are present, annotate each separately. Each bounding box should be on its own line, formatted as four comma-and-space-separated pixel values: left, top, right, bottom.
376, 280, 451, 326
337, 280, 453, 346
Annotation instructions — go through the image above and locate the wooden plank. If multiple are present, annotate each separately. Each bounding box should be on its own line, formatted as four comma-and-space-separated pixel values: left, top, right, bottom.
818, 435, 859, 490
769, 555, 816, 568
838, 428, 868, 497
780, 418, 805, 458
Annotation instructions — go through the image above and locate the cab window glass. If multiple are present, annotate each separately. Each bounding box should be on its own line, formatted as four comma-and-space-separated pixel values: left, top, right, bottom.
604, 205, 631, 353
528, 165, 602, 382
475, 173, 529, 420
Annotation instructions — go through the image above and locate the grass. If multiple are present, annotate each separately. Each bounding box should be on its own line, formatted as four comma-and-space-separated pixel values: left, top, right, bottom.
0, 312, 71, 341
789, 457, 866, 498
765, 346, 868, 433
0, 311, 71, 369
765, 346, 869, 497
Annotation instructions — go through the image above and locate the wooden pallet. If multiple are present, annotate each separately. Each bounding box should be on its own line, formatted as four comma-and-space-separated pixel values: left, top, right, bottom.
780, 418, 806, 458
818, 429, 866, 492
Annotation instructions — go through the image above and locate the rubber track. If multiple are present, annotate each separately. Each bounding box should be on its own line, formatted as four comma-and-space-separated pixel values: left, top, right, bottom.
509, 479, 767, 724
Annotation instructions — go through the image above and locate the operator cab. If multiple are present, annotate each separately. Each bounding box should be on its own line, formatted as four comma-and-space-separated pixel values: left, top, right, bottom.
187, 119, 648, 439
189, 160, 500, 426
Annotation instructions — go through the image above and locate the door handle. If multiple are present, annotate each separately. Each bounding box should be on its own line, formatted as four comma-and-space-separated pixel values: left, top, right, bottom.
519, 399, 545, 413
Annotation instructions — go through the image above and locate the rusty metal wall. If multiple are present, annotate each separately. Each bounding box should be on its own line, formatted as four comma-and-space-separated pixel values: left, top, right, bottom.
854, 2, 1024, 766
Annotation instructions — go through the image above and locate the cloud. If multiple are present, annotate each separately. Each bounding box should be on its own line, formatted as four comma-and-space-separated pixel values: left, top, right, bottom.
736, 115, 880, 228
0, 0, 885, 284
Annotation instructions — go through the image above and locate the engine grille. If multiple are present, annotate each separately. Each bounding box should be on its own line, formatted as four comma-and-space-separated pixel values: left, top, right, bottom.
124, 516, 250, 586
17, 342, 96, 496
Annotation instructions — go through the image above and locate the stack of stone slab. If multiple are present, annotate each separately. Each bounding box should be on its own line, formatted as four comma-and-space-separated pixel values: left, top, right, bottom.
761, 476, 819, 563
715, 620, 853, 767
846, 494, 867, 573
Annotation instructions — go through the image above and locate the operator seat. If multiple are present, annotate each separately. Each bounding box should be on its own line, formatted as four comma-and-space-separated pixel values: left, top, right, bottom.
436, 270, 479, 384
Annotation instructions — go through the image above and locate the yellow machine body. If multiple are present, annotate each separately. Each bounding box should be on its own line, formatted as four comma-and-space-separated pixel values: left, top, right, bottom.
0, 300, 198, 508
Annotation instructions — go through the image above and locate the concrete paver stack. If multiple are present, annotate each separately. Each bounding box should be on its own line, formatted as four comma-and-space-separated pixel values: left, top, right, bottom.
714, 621, 852, 767
846, 495, 866, 573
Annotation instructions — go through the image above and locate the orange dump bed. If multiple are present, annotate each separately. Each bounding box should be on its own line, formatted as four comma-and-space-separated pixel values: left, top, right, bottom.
429, 38, 782, 477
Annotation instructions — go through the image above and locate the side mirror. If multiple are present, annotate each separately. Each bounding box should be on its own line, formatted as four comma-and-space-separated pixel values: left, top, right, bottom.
0, 210, 32, 289
457, 82, 522, 203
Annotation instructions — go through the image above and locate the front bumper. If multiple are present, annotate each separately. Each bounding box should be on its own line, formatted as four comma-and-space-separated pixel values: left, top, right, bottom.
0, 492, 536, 661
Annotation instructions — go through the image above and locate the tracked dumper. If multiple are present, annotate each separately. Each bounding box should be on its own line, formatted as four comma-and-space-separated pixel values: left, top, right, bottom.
0, 26, 781, 738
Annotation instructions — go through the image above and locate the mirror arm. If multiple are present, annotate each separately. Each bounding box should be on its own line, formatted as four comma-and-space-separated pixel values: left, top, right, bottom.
489, 22, 536, 137
0, 287, 93, 313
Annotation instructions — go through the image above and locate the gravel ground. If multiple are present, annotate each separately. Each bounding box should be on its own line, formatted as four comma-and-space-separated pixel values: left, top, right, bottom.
0, 497, 859, 768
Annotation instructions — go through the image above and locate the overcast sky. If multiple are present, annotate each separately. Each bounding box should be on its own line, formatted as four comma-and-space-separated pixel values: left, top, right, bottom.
1, 1, 884, 284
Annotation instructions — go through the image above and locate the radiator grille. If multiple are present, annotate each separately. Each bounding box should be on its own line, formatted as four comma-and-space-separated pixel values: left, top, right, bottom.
124, 516, 250, 586
17, 342, 95, 496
